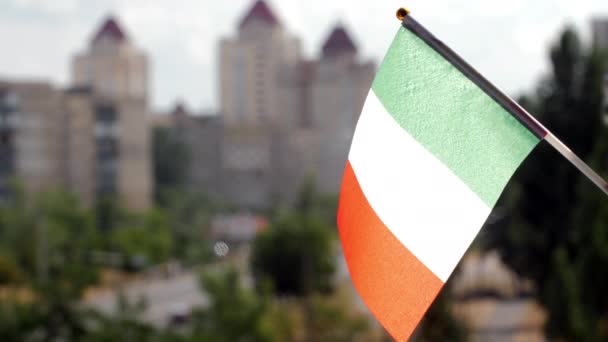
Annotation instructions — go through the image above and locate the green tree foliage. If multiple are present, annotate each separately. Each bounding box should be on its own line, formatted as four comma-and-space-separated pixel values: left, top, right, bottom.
110, 208, 173, 268
0, 254, 23, 285
251, 211, 335, 296
0, 299, 94, 341
0, 293, 185, 342
294, 176, 339, 227
81, 294, 187, 342
305, 294, 371, 342
95, 196, 121, 232
0, 187, 102, 341
415, 286, 468, 342
485, 27, 608, 340
162, 190, 226, 264
255, 178, 336, 297
190, 269, 378, 342
0, 187, 99, 292
191, 268, 274, 342
0, 186, 191, 341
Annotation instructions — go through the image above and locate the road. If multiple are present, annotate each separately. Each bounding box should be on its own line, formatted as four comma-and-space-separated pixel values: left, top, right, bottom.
85, 252, 352, 327
476, 299, 546, 342
84, 272, 207, 326
456, 298, 546, 342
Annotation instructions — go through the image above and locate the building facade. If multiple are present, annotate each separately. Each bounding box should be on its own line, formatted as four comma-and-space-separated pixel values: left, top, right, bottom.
72, 17, 148, 101
0, 82, 66, 200
171, 104, 223, 197
0, 81, 98, 206
71, 17, 152, 210
592, 18, 608, 50
0, 17, 152, 210
220, 1, 374, 208
169, 0, 375, 209
220, 0, 301, 125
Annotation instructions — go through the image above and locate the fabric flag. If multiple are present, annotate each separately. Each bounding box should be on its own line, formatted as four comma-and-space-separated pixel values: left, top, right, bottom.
337, 16, 548, 341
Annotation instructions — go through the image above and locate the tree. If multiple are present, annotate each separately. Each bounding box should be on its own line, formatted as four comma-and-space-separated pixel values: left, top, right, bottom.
190, 268, 275, 342
415, 286, 468, 342
162, 190, 226, 264
485, 27, 608, 340
0, 188, 102, 341
261, 178, 339, 295
540, 120, 608, 341
294, 176, 339, 228
81, 294, 187, 342
0, 187, 100, 292
251, 211, 335, 297
110, 208, 173, 268
305, 293, 372, 342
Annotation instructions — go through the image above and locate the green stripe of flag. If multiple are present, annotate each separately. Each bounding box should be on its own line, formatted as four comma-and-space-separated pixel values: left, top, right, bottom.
371, 27, 540, 207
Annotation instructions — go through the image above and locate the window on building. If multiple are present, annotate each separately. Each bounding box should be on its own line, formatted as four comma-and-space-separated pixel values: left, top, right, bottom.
0, 91, 16, 179
97, 138, 118, 159
96, 105, 117, 123
95, 105, 119, 197
0, 133, 14, 178
95, 104, 120, 137
96, 149, 118, 196
234, 49, 248, 119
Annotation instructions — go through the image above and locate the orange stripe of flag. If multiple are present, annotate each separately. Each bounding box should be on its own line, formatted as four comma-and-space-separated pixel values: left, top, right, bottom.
337, 161, 444, 341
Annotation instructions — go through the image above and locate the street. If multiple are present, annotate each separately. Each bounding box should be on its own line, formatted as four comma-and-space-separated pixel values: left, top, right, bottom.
84, 272, 207, 326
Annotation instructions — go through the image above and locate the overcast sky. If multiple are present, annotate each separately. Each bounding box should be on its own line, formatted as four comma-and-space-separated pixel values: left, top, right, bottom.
1, 0, 608, 112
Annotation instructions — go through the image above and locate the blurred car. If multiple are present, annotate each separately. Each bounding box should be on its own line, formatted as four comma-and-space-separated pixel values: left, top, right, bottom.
168, 302, 191, 326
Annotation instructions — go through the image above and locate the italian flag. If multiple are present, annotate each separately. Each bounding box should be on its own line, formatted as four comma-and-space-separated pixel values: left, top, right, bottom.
337, 17, 545, 341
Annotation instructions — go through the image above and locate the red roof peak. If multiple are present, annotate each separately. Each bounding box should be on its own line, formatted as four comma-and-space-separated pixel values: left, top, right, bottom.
239, 0, 280, 29
92, 16, 127, 44
322, 25, 358, 57
171, 101, 188, 115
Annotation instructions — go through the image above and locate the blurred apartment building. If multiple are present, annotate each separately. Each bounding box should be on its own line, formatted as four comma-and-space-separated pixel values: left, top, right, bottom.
0, 82, 75, 200
0, 17, 151, 210
171, 104, 223, 196
592, 18, 608, 49
592, 18, 608, 117
168, 0, 375, 208
72, 17, 152, 209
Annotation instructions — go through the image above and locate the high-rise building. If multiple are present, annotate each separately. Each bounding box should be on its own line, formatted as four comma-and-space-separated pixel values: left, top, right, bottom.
592, 18, 608, 50
73, 17, 148, 101
0, 82, 66, 200
71, 16, 152, 210
305, 25, 375, 194
171, 103, 222, 196
0, 81, 99, 206
220, 0, 301, 125
592, 18, 608, 118
0, 17, 153, 210
172, 0, 374, 208
218, 1, 303, 207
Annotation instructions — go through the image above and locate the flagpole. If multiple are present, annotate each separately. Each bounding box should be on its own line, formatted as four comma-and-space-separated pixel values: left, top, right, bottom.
396, 7, 608, 197
544, 133, 608, 195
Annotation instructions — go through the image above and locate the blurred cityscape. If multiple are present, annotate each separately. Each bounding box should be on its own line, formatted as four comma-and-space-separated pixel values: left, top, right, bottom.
1, 0, 608, 341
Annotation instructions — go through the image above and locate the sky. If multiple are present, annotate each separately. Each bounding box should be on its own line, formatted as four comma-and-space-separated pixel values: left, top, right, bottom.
1, 0, 608, 112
